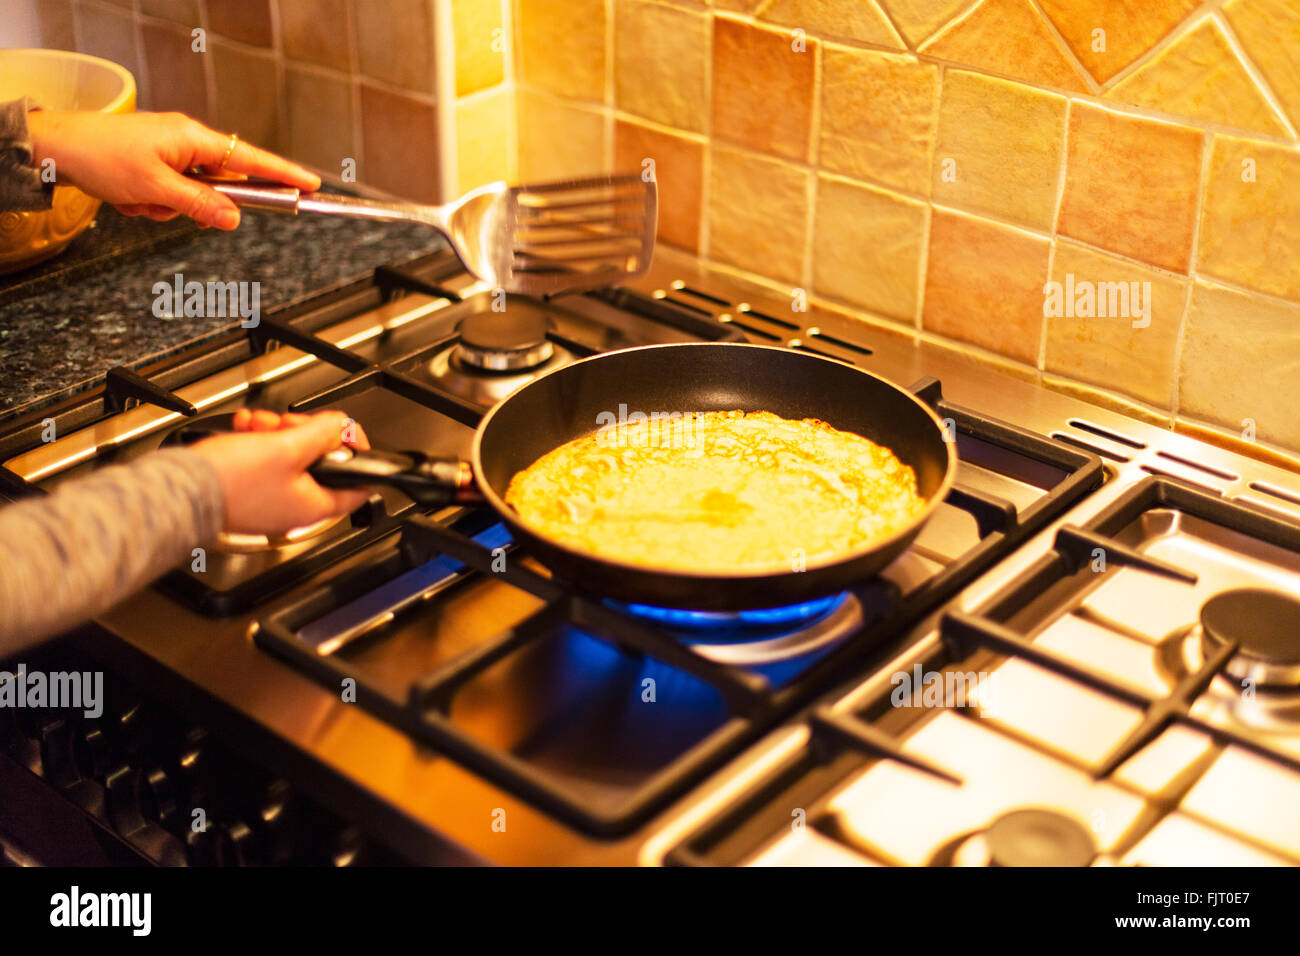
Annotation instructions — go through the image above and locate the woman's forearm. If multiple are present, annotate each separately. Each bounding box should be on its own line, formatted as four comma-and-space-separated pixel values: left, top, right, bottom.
0, 448, 225, 653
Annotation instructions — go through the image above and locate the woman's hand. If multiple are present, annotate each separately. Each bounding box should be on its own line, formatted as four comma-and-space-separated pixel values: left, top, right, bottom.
193, 410, 372, 534
25, 110, 320, 230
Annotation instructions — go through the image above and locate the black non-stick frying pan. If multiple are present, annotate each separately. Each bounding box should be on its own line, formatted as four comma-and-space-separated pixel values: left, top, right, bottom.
301, 342, 957, 611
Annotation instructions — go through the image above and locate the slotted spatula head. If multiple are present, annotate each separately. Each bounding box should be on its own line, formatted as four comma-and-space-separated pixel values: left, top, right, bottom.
456, 173, 657, 297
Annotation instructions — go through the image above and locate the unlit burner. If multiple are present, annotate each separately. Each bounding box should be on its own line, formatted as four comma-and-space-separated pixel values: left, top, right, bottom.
1200, 588, 1300, 688
427, 308, 576, 407
946, 809, 1096, 867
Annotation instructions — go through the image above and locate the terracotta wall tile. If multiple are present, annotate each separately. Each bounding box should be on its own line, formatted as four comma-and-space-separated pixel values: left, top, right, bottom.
138, 0, 200, 25
1044, 243, 1186, 406
1037, 0, 1199, 84
284, 66, 355, 175
453, 0, 505, 96
355, 0, 436, 93
758, 0, 905, 49
919, 0, 1090, 93
1197, 135, 1300, 301
878, 0, 971, 48
819, 46, 937, 194
212, 42, 280, 153
206, 0, 272, 47
1108, 18, 1287, 138
359, 84, 440, 203
1224, 0, 1300, 133
456, 89, 511, 194
713, 0, 763, 11
1179, 281, 1300, 449
516, 0, 605, 102
932, 70, 1066, 230
516, 91, 607, 181
922, 209, 1050, 364
707, 145, 809, 284
615, 120, 704, 252
614, 1, 710, 134
280, 0, 352, 72
812, 176, 925, 322
1057, 104, 1202, 273
77, 2, 139, 77
37, 0, 77, 51
712, 16, 816, 162
140, 21, 209, 120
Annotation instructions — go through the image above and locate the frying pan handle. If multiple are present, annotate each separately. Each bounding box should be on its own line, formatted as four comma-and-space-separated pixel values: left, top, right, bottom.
309, 448, 480, 507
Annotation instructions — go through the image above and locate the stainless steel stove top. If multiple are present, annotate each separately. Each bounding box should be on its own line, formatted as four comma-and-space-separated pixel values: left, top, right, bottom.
3, 248, 1299, 867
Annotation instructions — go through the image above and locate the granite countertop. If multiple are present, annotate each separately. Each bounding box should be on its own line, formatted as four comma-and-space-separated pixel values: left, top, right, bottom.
0, 202, 444, 423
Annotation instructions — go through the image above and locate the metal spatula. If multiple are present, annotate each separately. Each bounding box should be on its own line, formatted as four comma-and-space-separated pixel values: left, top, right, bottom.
189, 172, 657, 296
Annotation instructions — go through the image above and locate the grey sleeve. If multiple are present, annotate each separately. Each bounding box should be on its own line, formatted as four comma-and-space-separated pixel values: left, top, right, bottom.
0, 97, 54, 212
0, 448, 226, 651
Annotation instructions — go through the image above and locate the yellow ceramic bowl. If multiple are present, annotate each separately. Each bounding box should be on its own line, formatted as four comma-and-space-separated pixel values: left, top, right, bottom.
0, 49, 136, 274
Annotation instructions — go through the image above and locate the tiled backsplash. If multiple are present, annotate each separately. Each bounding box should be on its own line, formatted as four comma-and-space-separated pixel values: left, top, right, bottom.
509, 0, 1300, 462
29, 0, 1300, 461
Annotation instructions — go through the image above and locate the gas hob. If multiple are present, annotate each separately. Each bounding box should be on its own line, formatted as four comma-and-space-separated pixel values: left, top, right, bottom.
2, 248, 1299, 867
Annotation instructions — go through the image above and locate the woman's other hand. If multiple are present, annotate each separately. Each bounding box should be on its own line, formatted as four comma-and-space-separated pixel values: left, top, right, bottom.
25, 110, 320, 230
193, 410, 372, 534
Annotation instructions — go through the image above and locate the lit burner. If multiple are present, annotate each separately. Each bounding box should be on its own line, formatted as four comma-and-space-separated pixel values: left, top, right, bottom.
613, 593, 849, 634
606, 592, 863, 671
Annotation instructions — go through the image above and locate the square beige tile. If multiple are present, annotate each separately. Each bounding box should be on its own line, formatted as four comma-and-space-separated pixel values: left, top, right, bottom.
37, 0, 76, 51
922, 209, 1050, 365
615, 119, 705, 252
813, 176, 925, 322
516, 91, 608, 181
1225, 0, 1300, 133
284, 66, 355, 175
707, 144, 810, 285
516, 0, 606, 102
355, 0, 435, 93
138, 0, 200, 24
457, 88, 511, 194
453, 0, 505, 96
758, 0, 904, 48
212, 42, 280, 153
359, 84, 440, 203
1057, 103, 1202, 273
206, 0, 272, 46
713, 15, 816, 162
140, 21, 209, 121
932, 70, 1066, 230
614, 0, 710, 134
1045, 243, 1186, 407
819, 45, 938, 195
77, 2, 139, 76
1179, 281, 1300, 450
280, 0, 352, 71
1197, 135, 1300, 301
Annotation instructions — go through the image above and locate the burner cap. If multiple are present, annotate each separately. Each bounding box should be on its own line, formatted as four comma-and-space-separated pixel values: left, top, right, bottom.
455, 311, 554, 371
985, 809, 1095, 868
1201, 588, 1300, 687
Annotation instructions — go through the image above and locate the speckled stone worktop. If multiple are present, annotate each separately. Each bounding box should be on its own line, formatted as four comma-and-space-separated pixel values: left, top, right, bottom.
0, 203, 443, 422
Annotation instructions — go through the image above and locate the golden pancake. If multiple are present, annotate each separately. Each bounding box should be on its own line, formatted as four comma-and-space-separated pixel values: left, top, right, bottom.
503, 410, 925, 573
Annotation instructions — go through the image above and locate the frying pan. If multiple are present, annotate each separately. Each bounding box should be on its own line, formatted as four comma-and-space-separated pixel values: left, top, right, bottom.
304, 342, 957, 611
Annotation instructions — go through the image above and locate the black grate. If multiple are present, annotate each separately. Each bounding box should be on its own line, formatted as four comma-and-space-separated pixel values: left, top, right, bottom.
256, 382, 1104, 837
665, 476, 1300, 865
